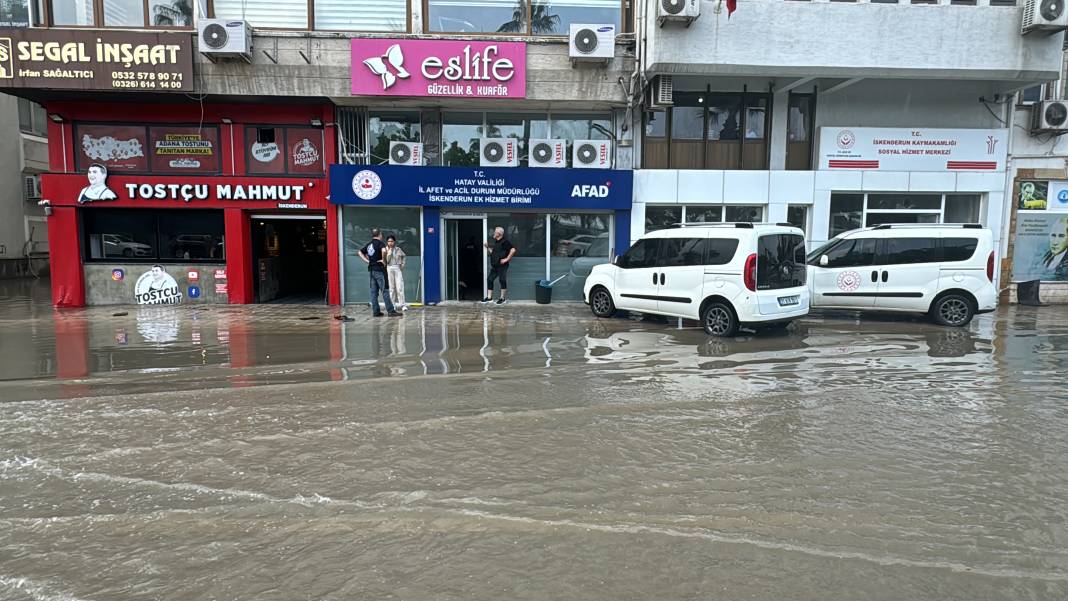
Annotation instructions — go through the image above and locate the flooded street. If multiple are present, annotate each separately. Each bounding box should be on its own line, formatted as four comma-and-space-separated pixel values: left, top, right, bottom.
1, 279, 1066, 600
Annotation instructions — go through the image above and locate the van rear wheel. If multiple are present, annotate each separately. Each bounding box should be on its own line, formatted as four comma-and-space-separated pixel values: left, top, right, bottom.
931, 294, 974, 327
589, 287, 615, 318
701, 302, 738, 337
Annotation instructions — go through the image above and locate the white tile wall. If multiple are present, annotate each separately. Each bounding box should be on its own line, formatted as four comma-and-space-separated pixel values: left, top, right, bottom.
814, 170, 863, 191
955, 171, 1006, 192
678, 170, 724, 203
909, 172, 957, 192
769, 171, 815, 204
724, 171, 771, 203
862, 171, 910, 191
634, 170, 678, 204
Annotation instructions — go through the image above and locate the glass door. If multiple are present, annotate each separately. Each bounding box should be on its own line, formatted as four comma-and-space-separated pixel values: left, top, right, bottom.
444, 215, 487, 301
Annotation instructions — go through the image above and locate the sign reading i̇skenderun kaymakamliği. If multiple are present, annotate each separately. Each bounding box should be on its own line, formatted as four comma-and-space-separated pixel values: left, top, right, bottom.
0, 29, 193, 92
329, 165, 633, 210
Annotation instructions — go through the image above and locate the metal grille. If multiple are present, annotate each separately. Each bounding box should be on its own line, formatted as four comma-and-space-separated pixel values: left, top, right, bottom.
337, 106, 368, 165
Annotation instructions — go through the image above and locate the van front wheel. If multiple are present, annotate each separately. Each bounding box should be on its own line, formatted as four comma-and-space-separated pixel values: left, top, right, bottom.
931, 294, 974, 327
701, 302, 738, 337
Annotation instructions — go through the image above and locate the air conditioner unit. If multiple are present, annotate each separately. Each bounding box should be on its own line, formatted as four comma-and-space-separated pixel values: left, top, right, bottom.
572, 140, 612, 169
1022, 0, 1068, 34
569, 24, 615, 64
657, 0, 700, 26
647, 75, 674, 109
388, 141, 423, 166
528, 139, 566, 168
23, 174, 40, 201
1032, 100, 1068, 132
480, 138, 518, 167
198, 19, 252, 61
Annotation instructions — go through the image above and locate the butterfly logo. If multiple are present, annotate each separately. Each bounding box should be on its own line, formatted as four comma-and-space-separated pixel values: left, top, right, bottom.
364, 44, 410, 91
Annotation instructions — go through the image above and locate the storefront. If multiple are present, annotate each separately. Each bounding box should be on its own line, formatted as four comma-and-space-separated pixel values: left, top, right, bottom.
41, 101, 339, 307
330, 164, 633, 303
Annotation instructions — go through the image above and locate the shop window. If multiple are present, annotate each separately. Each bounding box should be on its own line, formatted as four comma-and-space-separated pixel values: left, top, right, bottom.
487, 113, 548, 168
725, 206, 763, 222
427, 0, 623, 34
75, 123, 221, 175
368, 111, 421, 165
550, 213, 610, 300
487, 213, 546, 301
342, 206, 421, 304
247, 126, 325, 176
49, 0, 192, 26
441, 112, 608, 167
18, 99, 46, 137
787, 205, 809, 233
786, 93, 815, 171
642, 91, 770, 171
831, 193, 984, 237
1, 0, 30, 26
685, 206, 723, 224
645, 205, 681, 232
830, 194, 864, 237
84, 209, 225, 263
944, 194, 981, 223
442, 112, 483, 167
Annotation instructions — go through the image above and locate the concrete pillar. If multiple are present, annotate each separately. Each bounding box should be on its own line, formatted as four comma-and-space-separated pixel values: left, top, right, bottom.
769, 90, 789, 171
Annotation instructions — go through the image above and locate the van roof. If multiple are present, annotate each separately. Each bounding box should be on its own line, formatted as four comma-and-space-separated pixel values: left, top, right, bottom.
645, 223, 804, 238
840, 224, 993, 238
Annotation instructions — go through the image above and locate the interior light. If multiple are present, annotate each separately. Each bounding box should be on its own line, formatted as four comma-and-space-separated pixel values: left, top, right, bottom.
698, 96, 704, 103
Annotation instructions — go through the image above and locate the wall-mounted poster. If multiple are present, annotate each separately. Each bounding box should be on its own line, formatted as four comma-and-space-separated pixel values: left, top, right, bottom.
75, 124, 148, 172
149, 126, 220, 173
1012, 213, 1068, 282
248, 126, 285, 175
287, 128, 324, 174
1018, 180, 1048, 211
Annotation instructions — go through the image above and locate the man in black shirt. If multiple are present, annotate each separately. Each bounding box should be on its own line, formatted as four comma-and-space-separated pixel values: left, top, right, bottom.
358, 228, 401, 317
482, 226, 516, 305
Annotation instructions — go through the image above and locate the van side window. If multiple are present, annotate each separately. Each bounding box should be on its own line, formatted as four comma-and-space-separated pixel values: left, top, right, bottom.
705, 239, 739, 266
823, 238, 877, 268
618, 239, 661, 269
658, 238, 738, 267
878, 238, 939, 265
943, 238, 978, 262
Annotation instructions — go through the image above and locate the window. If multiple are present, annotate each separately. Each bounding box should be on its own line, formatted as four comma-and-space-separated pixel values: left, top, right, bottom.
786, 93, 815, 170
212, 0, 405, 30
441, 112, 608, 167
84, 209, 225, 263
658, 238, 707, 267
619, 238, 660, 269
725, 205, 763, 223
816, 238, 877, 268
757, 234, 806, 290
427, 0, 623, 34
832, 193, 980, 236
878, 238, 939, 265
685, 206, 723, 224
1, 0, 30, 25
787, 205, 809, 233
246, 126, 325, 176
704, 239, 738, 266
368, 111, 421, 165
50, 0, 192, 26
18, 99, 46, 137
1020, 85, 1043, 104
75, 123, 221, 175
830, 194, 864, 237
441, 112, 483, 167
644, 205, 765, 233
645, 206, 681, 231
943, 238, 978, 262
642, 91, 770, 170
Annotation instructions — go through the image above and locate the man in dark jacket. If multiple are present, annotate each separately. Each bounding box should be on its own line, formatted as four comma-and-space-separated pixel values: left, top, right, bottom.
482, 226, 517, 305
358, 228, 401, 317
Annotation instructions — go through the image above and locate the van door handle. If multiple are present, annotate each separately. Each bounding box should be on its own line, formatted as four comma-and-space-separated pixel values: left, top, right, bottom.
882, 271, 889, 283
871, 271, 878, 283
660, 273, 666, 285
653, 272, 658, 285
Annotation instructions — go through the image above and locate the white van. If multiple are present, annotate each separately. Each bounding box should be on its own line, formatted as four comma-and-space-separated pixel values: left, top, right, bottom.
583, 223, 809, 336
807, 224, 997, 327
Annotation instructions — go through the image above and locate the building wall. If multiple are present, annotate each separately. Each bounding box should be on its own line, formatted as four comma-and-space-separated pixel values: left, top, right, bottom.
0, 94, 49, 279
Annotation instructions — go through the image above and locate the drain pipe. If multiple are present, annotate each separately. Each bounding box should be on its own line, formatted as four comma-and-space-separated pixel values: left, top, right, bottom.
621, 0, 647, 142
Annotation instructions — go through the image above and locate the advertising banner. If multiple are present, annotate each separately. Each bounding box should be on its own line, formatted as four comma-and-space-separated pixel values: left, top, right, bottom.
149, 126, 220, 173
351, 38, 525, 99
1012, 213, 1068, 282
330, 164, 632, 210
818, 127, 1008, 172
76, 124, 149, 172
1018, 180, 1050, 211
0, 28, 194, 92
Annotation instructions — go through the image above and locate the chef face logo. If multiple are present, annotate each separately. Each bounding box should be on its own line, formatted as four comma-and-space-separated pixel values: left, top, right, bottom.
836, 130, 856, 150
352, 170, 382, 200
363, 44, 410, 91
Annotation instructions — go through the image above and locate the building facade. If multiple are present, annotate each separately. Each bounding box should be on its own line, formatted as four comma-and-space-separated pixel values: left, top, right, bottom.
633, 0, 1063, 294
0, 94, 49, 279
5, 0, 635, 306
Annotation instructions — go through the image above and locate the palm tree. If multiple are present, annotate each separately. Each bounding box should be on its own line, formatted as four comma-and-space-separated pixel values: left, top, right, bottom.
497, 0, 559, 34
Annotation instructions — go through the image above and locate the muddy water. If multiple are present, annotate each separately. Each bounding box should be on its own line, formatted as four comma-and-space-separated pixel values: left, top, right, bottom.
1, 279, 1067, 600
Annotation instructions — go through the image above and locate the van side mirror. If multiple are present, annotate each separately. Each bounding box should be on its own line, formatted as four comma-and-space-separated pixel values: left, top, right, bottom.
612, 255, 620, 266
819, 255, 829, 267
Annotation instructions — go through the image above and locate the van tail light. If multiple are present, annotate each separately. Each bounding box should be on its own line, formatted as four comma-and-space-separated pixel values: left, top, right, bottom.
987, 251, 995, 282
744, 253, 758, 292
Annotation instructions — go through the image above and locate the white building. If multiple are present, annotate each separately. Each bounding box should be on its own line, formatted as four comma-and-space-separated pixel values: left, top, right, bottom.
632, 0, 1064, 291
0, 94, 49, 279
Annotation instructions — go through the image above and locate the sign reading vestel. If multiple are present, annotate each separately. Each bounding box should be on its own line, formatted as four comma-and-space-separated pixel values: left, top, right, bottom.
0, 29, 193, 92
818, 127, 1008, 172
330, 164, 632, 210
351, 39, 525, 99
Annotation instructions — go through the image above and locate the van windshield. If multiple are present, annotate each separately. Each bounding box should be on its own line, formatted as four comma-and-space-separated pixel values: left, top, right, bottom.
758, 234, 806, 290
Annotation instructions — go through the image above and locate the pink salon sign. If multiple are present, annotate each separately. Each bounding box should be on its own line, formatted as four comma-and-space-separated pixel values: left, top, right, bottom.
351, 39, 526, 99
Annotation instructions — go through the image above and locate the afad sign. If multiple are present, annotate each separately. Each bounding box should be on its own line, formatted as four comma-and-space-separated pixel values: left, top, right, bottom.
351, 39, 525, 99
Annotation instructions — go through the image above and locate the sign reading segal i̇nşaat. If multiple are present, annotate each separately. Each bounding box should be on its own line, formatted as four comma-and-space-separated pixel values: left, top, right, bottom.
351, 39, 525, 99
818, 127, 1008, 172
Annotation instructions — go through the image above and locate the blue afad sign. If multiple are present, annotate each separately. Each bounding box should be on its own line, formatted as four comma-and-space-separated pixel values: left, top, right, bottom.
329, 164, 633, 210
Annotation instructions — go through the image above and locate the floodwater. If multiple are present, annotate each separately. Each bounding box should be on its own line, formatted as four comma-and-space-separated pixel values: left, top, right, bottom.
1, 278, 1066, 600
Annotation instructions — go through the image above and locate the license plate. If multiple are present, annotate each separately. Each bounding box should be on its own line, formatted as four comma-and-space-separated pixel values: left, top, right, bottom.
777, 295, 800, 307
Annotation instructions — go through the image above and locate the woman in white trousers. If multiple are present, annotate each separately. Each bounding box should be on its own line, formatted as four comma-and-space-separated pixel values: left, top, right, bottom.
385, 235, 407, 310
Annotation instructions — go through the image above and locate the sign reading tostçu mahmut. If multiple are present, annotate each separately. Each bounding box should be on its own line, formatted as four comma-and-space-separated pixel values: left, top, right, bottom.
330, 165, 632, 210
0, 29, 193, 92
351, 38, 525, 99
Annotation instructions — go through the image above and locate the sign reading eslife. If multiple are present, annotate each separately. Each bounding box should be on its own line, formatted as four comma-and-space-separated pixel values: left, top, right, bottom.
330, 165, 632, 210
818, 127, 1008, 172
351, 39, 525, 99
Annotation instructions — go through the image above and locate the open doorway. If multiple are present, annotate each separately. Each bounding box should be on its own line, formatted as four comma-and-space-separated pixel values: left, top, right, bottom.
251, 215, 327, 304
445, 218, 486, 301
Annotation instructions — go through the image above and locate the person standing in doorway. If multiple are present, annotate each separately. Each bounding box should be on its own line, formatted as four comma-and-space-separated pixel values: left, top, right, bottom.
385, 234, 408, 311
482, 226, 516, 305
359, 228, 401, 317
